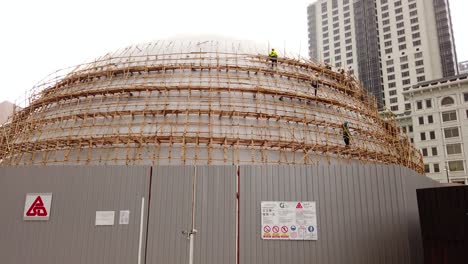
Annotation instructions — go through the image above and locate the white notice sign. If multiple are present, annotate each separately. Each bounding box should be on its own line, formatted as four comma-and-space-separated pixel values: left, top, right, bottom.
23, 193, 53, 221
261, 201, 318, 240
95, 211, 115, 226
119, 210, 130, 225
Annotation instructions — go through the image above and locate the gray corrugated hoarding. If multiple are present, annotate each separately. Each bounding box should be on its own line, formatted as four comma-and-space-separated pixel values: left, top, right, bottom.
145, 166, 237, 264
239, 163, 439, 264
0, 166, 150, 264
0, 164, 439, 263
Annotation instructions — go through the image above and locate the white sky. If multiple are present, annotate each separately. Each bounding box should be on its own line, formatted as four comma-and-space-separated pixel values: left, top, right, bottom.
0, 0, 467, 103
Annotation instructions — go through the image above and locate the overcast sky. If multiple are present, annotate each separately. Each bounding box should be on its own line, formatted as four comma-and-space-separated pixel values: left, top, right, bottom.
0, 0, 467, 103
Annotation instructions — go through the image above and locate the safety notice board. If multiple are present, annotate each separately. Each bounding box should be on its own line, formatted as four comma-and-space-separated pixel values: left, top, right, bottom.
261, 201, 318, 240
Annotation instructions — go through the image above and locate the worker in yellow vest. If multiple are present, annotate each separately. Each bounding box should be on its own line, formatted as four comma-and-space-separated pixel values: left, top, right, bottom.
269, 48, 278, 67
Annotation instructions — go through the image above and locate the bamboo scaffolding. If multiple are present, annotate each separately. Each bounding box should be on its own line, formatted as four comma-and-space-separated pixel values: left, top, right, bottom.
0, 48, 423, 173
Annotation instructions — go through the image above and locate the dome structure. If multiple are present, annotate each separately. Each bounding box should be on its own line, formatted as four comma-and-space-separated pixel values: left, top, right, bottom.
0, 38, 423, 172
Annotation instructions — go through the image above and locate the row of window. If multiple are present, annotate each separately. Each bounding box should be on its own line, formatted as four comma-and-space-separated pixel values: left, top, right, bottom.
421, 143, 463, 157
424, 160, 465, 174
416, 95, 468, 110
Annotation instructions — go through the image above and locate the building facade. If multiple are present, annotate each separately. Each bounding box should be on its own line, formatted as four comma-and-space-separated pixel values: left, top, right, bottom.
459, 60, 468, 74
402, 74, 468, 183
307, 0, 458, 113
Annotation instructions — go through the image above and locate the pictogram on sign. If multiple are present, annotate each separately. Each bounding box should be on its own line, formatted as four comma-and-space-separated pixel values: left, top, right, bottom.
281, 226, 288, 233
296, 202, 303, 209
23, 193, 52, 221
272, 226, 280, 233
263, 225, 271, 233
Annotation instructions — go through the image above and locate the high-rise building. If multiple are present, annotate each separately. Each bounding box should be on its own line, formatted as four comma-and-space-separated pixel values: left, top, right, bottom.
307, 0, 458, 113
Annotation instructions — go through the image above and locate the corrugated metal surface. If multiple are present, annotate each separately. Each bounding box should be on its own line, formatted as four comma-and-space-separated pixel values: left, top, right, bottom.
417, 186, 468, 264
193, 166, 237, 264
239, 163, 438, 264
0, 166, 150, 264
146, 166, 237, 264
146, 166, 194, 264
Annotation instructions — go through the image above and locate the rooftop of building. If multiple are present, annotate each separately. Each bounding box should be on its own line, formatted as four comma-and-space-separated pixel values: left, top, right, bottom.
404, 73, 468, 94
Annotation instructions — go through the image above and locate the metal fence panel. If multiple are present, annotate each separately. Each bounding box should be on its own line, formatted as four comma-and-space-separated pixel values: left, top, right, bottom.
239, 163, 440, 264
0, 166, 150, 264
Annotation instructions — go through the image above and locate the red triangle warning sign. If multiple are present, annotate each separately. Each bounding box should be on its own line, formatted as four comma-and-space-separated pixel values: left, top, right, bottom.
26, 196, 48, 217
296, 202, 303, 209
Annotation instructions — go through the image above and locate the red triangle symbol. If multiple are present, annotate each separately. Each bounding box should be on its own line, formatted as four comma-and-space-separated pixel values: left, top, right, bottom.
26, 196, 48, 217
296, 202, 303, 209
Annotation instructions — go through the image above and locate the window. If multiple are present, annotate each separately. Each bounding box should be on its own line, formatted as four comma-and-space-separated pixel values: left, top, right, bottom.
418, 116, 424, 125
412, 32, 420, 39
448, 161, 464, 172
421, 148, 428, 157
424, 164, 430, 173
411, 25, 419, 31
397, 22, 404, 29
390, 97, 398, 104
414, 52, 423, 59
409, 3, 416, 9
395, 8, 402, 14
428, 115, 434, 123
332, 10, 338, 16
441, 97, 455, 106
405, 103, 411, 110
345, 25, 351, 31
323, 33, 329, 38
466, 109, 468, 118
410, 17, 418, 24
413, 40, 421, 46
425, 99, 432, 108
399, 44, 407, 50
442, 111, 457, 122
344, 12, 350, 18
384, 33, 391, 40
400, 55, 407, 62
396, 15, 403, 21
410, 10, 417, 16
444, 127, 459, 138
416, 101, 422, 110
401, 63, 409, 70
402, 71, 410, 77
333, 29, 339, 35
383, 26, 391, 33
397, 29, 405, 36
434, 163, 440, 173
346, 59, 353, 64
410, 138, 414, 143
409, 125, 413, 132
345, 32, 352, 37
384, 41, 392, 47
323, 39, 329, 45
324, 52, 330, 58
420, 132, 426, 141
417, 76, 425, 82
402, 79, 411, 85
346, 45, 352, 51
394, 1, 402, 6
389, 90, 396, 96
333, 16, 339, 22
416, 68, 425, 74
388, 82, 396, 88
446, 143, 462, 155
431, 147, 438, 156
334, 35, 340, 41
387, 67, 394, 73
388, 74, 395, 80
429, 131, 435, 140
344, 18, 350, 24
391, 105, 399, 111
382, 12, 389, 18
415, 60, 424, 66
464, 93, 468, 102
387, 59, 394, 65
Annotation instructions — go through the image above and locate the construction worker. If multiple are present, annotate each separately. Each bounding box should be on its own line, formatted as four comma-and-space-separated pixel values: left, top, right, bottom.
311, 72, 319, 97
342, 121, 351, 147
269, 48, 278, 67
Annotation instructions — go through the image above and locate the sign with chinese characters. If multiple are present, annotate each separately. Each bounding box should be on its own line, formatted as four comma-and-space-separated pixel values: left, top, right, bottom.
261, 201, 317, 240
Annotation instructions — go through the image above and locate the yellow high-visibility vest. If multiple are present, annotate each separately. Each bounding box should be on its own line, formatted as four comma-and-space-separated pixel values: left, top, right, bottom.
269, 50, 278, 57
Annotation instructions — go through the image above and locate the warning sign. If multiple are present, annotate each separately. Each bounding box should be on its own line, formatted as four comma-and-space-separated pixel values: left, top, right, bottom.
261, 201, 318, 240
23, 193, 52, 221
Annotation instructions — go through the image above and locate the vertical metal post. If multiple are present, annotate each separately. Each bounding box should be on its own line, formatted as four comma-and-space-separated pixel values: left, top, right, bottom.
445, 164, 450, 183
189, 166, 197, 264
138, 197, 145, 264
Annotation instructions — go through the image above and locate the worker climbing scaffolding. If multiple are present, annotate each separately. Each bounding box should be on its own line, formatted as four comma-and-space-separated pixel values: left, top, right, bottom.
342, 121, 351, 147
268, 48, 278, 67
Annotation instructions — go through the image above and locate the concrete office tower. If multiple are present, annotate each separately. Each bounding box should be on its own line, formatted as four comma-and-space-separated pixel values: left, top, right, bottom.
307, 0, 458, 113
0, 38, 422, 172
